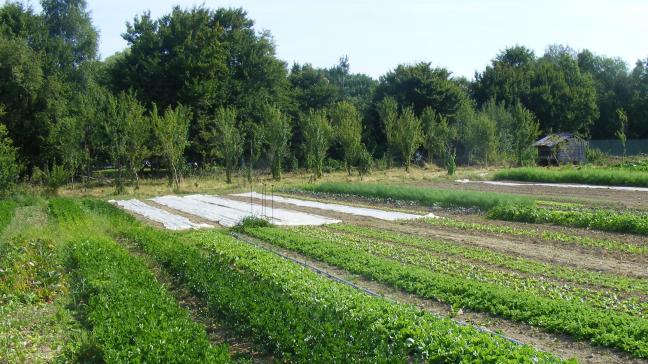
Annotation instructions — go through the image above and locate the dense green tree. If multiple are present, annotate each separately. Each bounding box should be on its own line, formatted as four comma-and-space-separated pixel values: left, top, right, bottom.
510, 102, 540, 166
262, 105, 291, 180
481, 99, 515, 161
102, 92, 150, 191
215, 107, 243, 184
376, 97, 399, 166
578, 50, 630, 138
421, 107, 451, 165
473, 46, 536, 107
151, 104, 191, 190
393, 107, 423, 172
628, 59, 648, 138
375, 62, 466, 118
456, 104, 498, 165
330, 101, 363, 175
41, 0, 98, 76
301, 109, 332, 179
0, 118, 22, 194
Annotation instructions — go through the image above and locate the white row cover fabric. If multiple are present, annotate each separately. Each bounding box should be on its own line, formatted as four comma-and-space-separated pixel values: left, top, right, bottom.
456, 179, 648, 192
185, 194, 340, 226
232, 192, 437, 221
151, 195, 340, 227
109, 199, 212, 230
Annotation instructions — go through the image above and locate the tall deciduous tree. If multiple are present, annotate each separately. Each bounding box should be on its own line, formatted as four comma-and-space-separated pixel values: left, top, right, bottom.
421, 107, 452, 165
302, 109, 332, 179
151, 104, 191, 190
615, 108, 628, 165
214, 107, 243, 184
377, 96, 398, 166
330, 101, 363, 175
510, 102, 540, 166
394, 106, 423, 172
262, 105, 291, 180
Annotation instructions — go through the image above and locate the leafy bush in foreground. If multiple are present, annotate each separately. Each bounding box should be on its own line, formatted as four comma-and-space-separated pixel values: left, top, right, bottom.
302, 182, 534, 210
493, 167, 648, 187
488, 204, 648, 236
67, 237, 230, 363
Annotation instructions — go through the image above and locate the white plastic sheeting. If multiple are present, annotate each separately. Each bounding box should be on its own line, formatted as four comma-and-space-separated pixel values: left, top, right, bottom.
456, 179, 648, 192
110, 199, 212, 230
185, 194, 340, 226
232, 192, 437, 221
151, 195, 248, 227
151, 195, 340, 227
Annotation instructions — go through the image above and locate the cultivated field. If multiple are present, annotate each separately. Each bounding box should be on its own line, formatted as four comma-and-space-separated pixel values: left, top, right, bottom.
2, 167, 648, 363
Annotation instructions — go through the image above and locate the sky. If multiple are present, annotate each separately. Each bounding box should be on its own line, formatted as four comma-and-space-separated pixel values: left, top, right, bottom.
24, 0, 648, 79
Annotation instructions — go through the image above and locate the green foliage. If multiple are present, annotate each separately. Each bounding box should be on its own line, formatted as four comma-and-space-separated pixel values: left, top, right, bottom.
421, 107, 452, 165
66, 237, 230, 363
419, 215, 648, 255
43, 164, 70, 195
445, 148, 456, 175
356, 145, 373, 179
493, 166, 648, 187
302, 182, 534, 210
202, 107, 243, 184
151, 103, 191, 190
585, 147, 607, 165
245, 225, 646, 359
615, 108, 628, 164
376, 96, 398, 166
0, 123, 22, 194
330, 101, 362, 175
488, 204, 648, 236
301, 109, 332, 179
114, 220, 560, 363
510, 102, 541, 166
262, 105, 291, 180
456, 103, 498, 165
394, 106, 424, 171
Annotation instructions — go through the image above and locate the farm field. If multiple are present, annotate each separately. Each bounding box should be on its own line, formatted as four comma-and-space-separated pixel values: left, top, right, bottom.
4, 168, 648, 363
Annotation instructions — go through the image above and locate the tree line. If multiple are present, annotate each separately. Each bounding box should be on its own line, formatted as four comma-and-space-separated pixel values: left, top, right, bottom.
0, 1, 646, 192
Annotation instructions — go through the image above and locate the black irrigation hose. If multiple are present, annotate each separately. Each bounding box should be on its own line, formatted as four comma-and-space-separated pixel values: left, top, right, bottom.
230, 231, 526, 348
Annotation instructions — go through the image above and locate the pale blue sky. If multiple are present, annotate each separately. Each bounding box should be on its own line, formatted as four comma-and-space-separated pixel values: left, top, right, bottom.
24, 0, 648, 79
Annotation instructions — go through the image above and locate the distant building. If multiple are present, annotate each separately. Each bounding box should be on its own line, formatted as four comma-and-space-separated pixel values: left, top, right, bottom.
533, 133, 587, 165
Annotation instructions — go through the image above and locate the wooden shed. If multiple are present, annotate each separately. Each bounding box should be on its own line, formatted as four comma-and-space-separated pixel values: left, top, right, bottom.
533, 133, 587, 165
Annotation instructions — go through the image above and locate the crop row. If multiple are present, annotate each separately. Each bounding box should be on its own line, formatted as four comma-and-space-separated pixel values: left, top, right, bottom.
92, 206, 565, 362
299, 182, 534, 210
242, 225, 648, 359
414, 216, 648, 254
327, 224, 648, 294
488, 204, 648, 236
48, 198, 231, 363
300, 226, 647, 317
494, 167, 648, 188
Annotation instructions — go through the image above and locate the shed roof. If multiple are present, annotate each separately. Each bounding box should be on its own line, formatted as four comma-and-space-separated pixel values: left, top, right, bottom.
532, 133, 578, 147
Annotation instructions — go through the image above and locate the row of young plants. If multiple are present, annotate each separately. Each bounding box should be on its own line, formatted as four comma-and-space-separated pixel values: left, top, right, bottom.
301, 182, 648, 237
327, 224, 648, 294
488, 204, 648, 236
493, 167, 648, 188
48, 198, 232, 363
89, 204, 566, 363
298, 226, 647, 317
300, 182, 535, 210
415, 216, 648, 254
242, 225, 648, 359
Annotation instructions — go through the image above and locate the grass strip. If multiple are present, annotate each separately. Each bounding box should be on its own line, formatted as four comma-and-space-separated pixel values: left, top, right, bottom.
300, 182, 535, 210
494, 167, 648, 187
